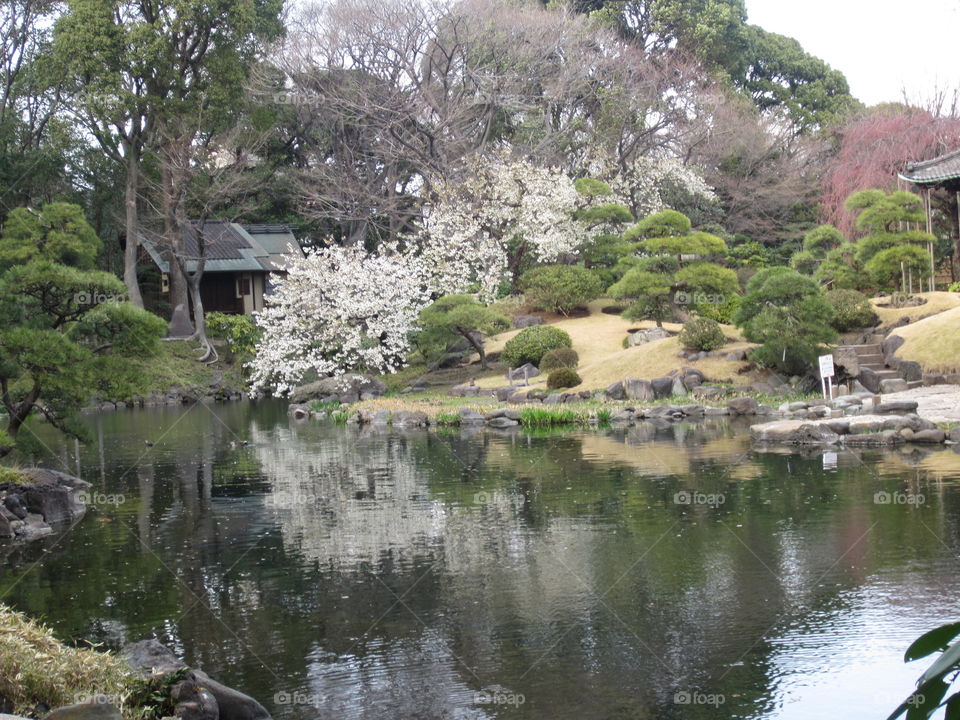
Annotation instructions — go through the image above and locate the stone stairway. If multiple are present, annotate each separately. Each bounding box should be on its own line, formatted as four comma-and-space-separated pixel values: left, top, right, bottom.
834, 337, 924, 393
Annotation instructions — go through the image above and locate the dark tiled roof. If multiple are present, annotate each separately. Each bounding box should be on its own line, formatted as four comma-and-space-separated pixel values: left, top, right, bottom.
140, 221, 302, 274
899, 148, 960, 184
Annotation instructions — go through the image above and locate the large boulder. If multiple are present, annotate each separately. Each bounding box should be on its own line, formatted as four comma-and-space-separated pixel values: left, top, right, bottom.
727, 396, 759, 415
121, 641, 271, 720
512, 314, 544, 329
21, 485, 77, 524
624, 378, 654, 402
651, 377, 673, 399
171, 679, 219, 720
459, 408, 486, 424
750, 420, 840, 445
121, 639, 186, 675
626, 327, 671, 348
290, 375, 387, 403
898, 361, 922, 382
875, 400, 919, 414
882, 335, 905, 359
42, 704, 122, 720
671, 377, 688, 398
605, 380, 627, 400
879, 378, 909, 394
192, 670, 271, 720
859, 367, 882, 394
832, 346, 860, 378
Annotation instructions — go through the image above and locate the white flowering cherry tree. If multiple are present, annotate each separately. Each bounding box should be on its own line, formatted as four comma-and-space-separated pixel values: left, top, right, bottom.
417, 153, 582, 300
249, 245, 428, 395
588, 152, 717, 219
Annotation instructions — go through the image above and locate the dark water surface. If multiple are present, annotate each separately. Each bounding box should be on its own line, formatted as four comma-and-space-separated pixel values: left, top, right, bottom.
3, 401, 960, 719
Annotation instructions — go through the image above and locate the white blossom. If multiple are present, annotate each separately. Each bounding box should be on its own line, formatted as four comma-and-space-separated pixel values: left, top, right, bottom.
585, 152, 716, 218
416, 152, 582, 301
248, 245, 429, 395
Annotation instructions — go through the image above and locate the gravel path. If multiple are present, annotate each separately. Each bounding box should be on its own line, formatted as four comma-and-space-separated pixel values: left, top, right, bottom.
878, 384, 960, 422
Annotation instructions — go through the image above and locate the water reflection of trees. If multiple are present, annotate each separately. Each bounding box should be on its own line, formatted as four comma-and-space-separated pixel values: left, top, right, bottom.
7, 407, 960, 719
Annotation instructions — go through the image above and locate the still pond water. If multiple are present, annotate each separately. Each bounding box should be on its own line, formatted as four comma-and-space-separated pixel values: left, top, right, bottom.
3, 401, 960, 719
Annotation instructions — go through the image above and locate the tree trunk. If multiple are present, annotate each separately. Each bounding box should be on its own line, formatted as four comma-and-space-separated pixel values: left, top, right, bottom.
162, 141, 189, 315
458, 326, 487, 369
123, 148, 144, 308
0, 382, 40, 457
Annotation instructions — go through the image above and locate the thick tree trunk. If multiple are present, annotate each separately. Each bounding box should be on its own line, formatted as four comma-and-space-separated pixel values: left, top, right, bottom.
0, 382, 40, 457
123, 149, 144, 308
162, 158, 189, 314
458, 326, 486, 369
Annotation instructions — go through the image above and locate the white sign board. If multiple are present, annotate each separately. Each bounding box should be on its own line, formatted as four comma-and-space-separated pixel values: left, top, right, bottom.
818, 354, 835, 378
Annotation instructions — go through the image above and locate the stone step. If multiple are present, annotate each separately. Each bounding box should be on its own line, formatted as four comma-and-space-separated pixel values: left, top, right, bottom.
852, 345, 883, 356
858, 354, 885, 365
907, 380, 924, 390
871, 369, 900, 379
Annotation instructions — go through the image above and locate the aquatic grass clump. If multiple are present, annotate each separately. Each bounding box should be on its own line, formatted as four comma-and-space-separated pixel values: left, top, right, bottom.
308, 400, 341, 413
0, 604, 170, 719
518, 406, 581, 427
595, 408, 613, 424
331, 410, 350, 425
433, 411, 460, 426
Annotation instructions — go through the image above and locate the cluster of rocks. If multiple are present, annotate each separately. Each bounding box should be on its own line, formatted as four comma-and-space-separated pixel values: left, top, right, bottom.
677, 347, 749, 362
289, 404, 431, 427
91, 384, 246, 412
752, 398, 960, 447
289, 374, 387, 405
604, 368, 709, 401
0, 469, 88, 542
601, 397, 768, 425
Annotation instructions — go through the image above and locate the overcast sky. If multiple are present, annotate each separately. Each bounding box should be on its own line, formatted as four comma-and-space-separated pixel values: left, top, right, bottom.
745, 0, 960, 107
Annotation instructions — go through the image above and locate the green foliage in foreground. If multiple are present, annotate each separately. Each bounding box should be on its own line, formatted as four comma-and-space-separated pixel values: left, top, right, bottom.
0, 604, 179, 719
502, 325, 572, 368
887, 621, 960, 719
0, 260, 166, 457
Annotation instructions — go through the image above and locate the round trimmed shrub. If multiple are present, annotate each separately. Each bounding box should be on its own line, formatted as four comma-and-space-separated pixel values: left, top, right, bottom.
949, 281, 960, 292
825, 289, 878, 331
520, 264, 604, 315
547, 368, 582, 389
539, 347, 579, 372
679, 317, 725, 352
502, 325, 572, 368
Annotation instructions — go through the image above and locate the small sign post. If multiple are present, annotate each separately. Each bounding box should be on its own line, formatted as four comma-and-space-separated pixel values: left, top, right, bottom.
818, 354, 835, 400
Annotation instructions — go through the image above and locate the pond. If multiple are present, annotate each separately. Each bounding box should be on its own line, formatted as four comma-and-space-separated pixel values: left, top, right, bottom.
2, 401, 960, 719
